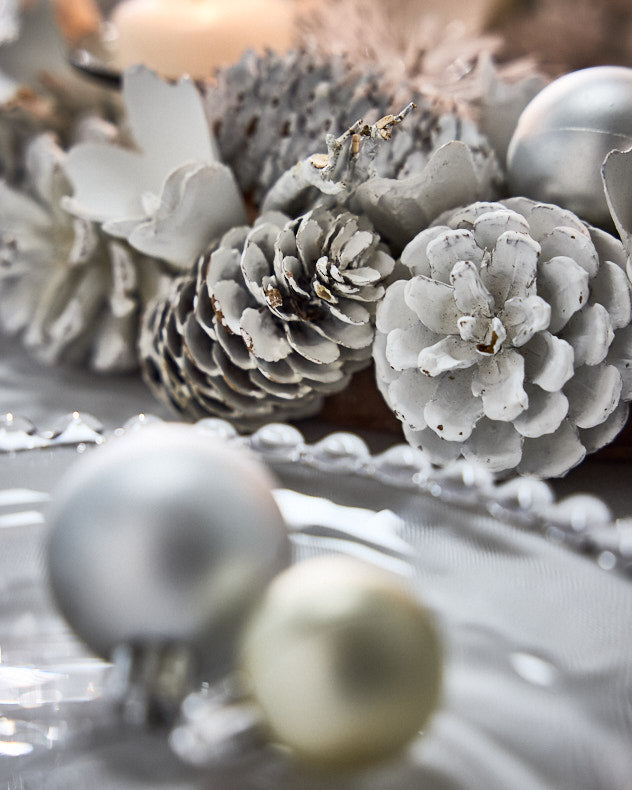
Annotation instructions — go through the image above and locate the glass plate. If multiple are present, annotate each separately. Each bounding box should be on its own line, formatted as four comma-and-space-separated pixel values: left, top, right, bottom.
1, 419, 631, 790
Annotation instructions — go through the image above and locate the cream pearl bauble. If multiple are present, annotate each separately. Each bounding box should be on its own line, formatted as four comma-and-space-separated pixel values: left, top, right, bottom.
507, 66, 632, 227
239, 555, 442, 770
47, 423, 290, 682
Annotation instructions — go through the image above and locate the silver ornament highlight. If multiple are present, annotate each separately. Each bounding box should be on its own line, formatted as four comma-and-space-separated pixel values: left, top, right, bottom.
47, 424, 290, 682
507, 66, 632, 227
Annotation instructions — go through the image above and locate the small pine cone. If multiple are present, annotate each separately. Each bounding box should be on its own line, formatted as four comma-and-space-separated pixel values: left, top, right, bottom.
140, 208, 396, 428
0, 134, 167, 371
201, 50, 498, 206
374, 197, 632, 478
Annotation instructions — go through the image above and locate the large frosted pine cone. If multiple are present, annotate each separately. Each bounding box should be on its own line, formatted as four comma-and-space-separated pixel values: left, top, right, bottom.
0, 134, 167, 371
374, 197, 632, 477
202, 50, 497, 206
140, 207, 396, 428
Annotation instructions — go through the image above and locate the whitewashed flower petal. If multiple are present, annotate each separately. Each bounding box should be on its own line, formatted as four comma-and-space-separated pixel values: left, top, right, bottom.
386, 324, 438, 371
125, 163, 247, 269
356, 141, 484, 251
450, 260, 495, 316
588, 259, 631, 330
512, 386, 568, 438
564, 363, 622, 429
63, 144, 150, 223
602, 147, 632, 257
472, 350, 528, 421
579, 401, 630, 454
376, 280, 417, 334
517, 421, 585, 478
472, 208, 530, 251
481, 231, 539, 305
404, 276, 459, 333
415, 141, 490, 227
418, 336, 479, 376
523, 332, 574, 391
560, 303, 613, 367
123, 65, 217, 174
65, 66, 219, 221
539, 226, 599, 277
424, 371, 484, 441
462, 419, 523, 473
403, 425, 462, 465
536, 256, 589, 333
426, 229, 483, 282
388, 369, 439, 430
63, 66, 220, 264
501, 295, 550, 347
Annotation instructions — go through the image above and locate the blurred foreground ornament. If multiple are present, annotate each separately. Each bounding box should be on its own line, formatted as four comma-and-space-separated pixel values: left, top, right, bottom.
373, 198, 632, 477
507, 66, 632, 228
238, 555, 442, 769
47, 423, 291, 703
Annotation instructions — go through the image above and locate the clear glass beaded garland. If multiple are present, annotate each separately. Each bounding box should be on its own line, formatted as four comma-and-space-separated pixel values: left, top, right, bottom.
0, 413, 631, 789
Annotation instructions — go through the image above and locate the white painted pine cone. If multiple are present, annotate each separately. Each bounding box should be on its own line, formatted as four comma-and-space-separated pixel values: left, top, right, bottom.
0, 134, 168, 372
141, 207, 396, 428
374, 198, 632, 477
204, 50, 499, 206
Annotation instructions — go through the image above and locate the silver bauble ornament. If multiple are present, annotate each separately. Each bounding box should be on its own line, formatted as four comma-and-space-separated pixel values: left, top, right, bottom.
507, 66, 632, 227
47, 424, 290, 683
238, 555, 442, 770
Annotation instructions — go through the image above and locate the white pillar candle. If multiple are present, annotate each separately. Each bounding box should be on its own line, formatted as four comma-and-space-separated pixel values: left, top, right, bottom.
110, 0, 296, 79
